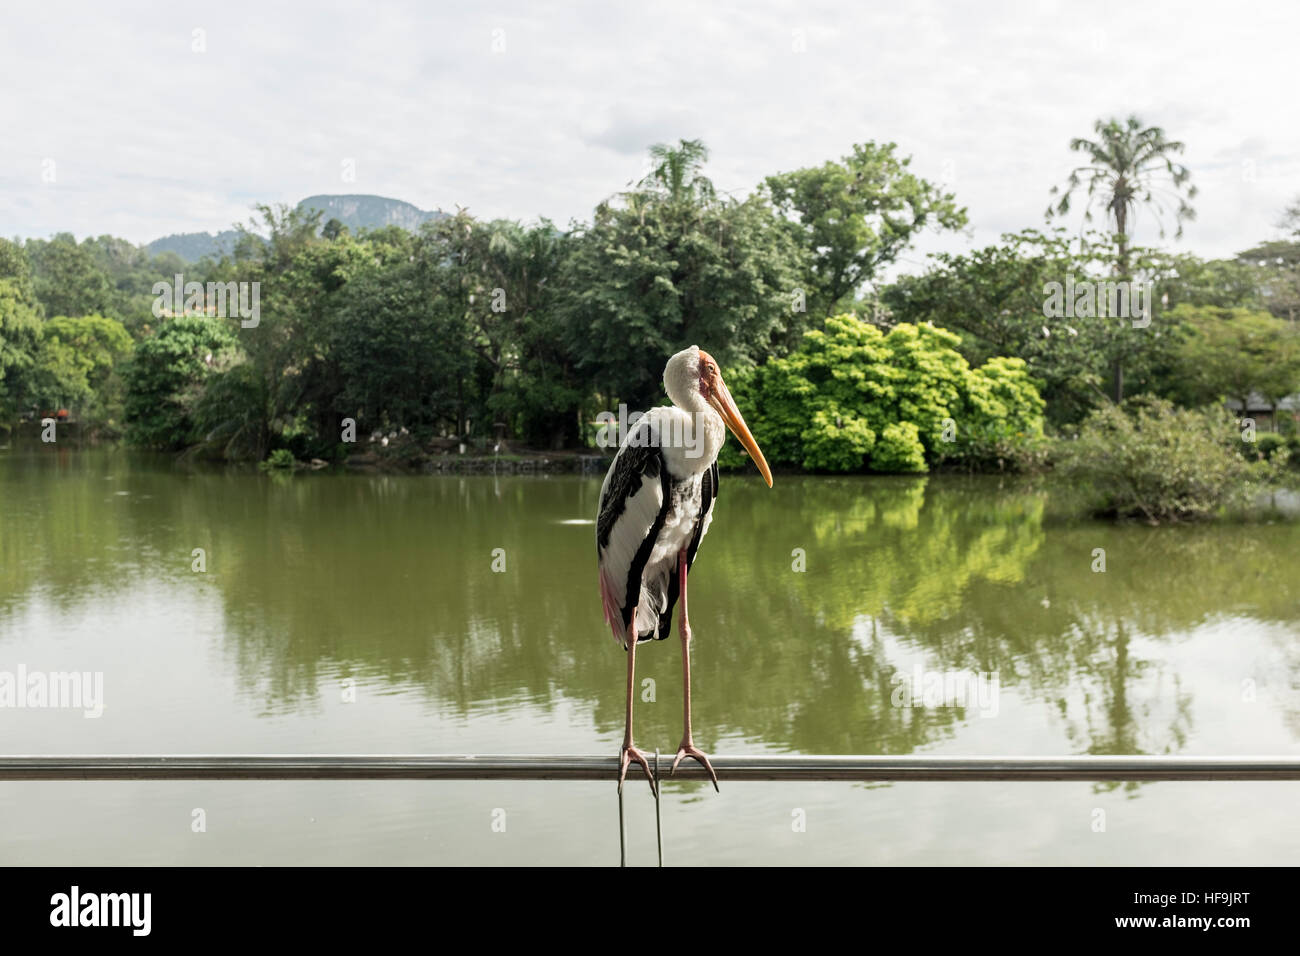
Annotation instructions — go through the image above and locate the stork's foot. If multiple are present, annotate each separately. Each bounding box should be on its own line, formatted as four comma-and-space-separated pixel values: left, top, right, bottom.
619, 743, 657, 797
671, 738, 720, 792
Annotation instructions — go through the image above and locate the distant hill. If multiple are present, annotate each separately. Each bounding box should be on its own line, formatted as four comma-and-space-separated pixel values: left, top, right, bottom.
146, 229, 242, 262
298, 194, 447, 232
146, 195, 448, 262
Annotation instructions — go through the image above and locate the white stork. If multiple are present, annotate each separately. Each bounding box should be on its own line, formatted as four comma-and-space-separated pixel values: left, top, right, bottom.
596, 345, 772, 795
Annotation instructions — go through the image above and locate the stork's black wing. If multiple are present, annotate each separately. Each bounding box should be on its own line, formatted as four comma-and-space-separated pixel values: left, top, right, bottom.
596, 433, 671, 645
655, 460, 718, 641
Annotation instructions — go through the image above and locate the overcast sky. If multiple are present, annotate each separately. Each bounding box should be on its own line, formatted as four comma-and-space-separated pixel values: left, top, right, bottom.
3, 0, 1297, 275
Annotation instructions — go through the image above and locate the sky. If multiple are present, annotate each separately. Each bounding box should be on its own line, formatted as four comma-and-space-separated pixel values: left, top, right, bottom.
2, 0, 1297, 277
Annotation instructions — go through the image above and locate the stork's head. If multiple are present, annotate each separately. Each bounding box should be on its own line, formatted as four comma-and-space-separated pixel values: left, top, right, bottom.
664, 346, 773, 487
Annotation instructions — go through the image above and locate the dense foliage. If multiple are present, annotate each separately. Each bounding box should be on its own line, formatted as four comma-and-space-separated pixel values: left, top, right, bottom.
122, 314, 238, 449
32, 315, 132, 426
560, 187, 806, 413
1167, 304, 1300, 409
766, 142, 967, 318
721, 314, 1044, 473
1056, 398, 1283, 521
885, 230, 1300, 429
3, 139, 970, 457
2, 123, 1299, 500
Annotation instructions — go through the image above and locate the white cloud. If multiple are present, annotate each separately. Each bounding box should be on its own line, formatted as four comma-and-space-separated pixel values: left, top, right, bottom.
1, 0, 1296, 271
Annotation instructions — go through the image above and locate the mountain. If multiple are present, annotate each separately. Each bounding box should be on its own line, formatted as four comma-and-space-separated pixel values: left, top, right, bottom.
146, 229, 242, 262
145, 195, 448, 262
298, 194, 447, 232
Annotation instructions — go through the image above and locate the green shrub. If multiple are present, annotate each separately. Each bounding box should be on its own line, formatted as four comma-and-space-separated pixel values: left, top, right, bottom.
259, 448, 297, 471
800, 405, 876, 471
720, 314, 1045, 473
1056, 397, 1281, 521
1248, 431, 1289, 462
1277, 433, 1300, 471
873, 421, 928, 472
944, 433, 1055, 473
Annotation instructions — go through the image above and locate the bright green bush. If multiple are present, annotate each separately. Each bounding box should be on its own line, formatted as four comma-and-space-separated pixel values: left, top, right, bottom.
721, 314, 1045, 473
1056, 397, 1282, 521
800, 405, 876, 471
873, 421, 928, 472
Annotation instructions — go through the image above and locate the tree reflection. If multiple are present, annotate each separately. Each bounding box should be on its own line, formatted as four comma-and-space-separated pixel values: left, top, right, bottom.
3, 447, 1297, 764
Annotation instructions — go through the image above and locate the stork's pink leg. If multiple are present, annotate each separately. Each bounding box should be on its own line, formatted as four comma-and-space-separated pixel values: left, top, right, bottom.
619, 612, 657, 797
671, 549, 720, 791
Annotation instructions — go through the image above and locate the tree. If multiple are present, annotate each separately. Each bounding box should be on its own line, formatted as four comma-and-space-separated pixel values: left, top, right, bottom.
32, 314, 133, 425
15, 233, 186, 339
1168, 305, 1300, 412
1238, 239, 1300, 323
639, 138, 717, 206
1047, 116, 1197, 401
25, 234, 115, 319
884, 230, 1184, 425
1237, 197, 1300, 323
321, 218, 348, 241
122, 315, 238, 448
482, 223, 583, 448
0, 237, 34, 290
0, 239, 44, 419
80, 234, 191, 334
420, 213, 569, 438
0, 279, 44, 419
767, 142, 966, 317
208, 203, 344, 456
328, 258, 475, 437
1158, 254, 1262, 311
1048, 116, 1197, 272
560, 143, 807, 412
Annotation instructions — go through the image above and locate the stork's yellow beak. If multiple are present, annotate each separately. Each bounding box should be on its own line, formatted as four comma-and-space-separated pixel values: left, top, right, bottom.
708, 373, 773, 487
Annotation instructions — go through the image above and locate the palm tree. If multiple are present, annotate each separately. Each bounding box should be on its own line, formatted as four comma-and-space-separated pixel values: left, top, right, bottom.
637, 138, 716, 206
1048, 115, 1197, 275
1047, 116, 1197, 400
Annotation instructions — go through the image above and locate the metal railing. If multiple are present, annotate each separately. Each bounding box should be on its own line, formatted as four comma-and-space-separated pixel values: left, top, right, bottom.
6, 753, 1298, 866
4, 753, 1300, 781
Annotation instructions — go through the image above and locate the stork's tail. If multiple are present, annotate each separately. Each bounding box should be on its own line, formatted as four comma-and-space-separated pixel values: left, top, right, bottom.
598, 565, 626, 646
600, 565, 671, 648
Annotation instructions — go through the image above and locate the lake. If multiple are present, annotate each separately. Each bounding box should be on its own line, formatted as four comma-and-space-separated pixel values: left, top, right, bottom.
2, 443, 1299, 865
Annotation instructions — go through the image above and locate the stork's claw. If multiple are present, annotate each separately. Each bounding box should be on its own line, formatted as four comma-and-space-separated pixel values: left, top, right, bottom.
619, 744, 657, 797
671, 739, 720, 792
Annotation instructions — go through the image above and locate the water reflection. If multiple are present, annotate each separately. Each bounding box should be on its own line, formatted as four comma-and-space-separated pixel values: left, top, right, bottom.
3, 447, 1299, 762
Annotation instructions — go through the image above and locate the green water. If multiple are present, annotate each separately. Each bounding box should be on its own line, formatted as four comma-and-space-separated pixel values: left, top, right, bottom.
2, 444, 1299, 865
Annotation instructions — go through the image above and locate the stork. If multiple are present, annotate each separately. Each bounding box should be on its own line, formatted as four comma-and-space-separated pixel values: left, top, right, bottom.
596, 345, 772, 795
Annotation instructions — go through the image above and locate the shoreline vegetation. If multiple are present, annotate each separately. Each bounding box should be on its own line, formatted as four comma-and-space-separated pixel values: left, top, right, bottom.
4, 126, 1300, 522
6, 407, 1298, 526
6, 431, 1297, 530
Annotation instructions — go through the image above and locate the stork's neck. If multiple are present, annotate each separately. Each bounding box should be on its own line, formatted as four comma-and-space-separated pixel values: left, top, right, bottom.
666, 393, 725, 475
